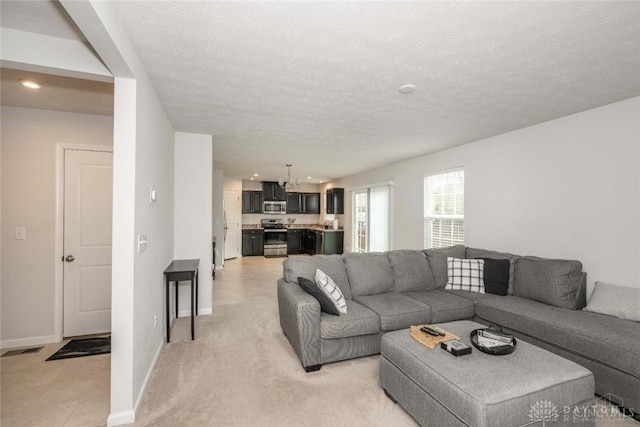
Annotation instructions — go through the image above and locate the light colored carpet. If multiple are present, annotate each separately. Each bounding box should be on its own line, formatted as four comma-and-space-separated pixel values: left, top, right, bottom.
133, 256, 416, 426
133, 256, 638, 427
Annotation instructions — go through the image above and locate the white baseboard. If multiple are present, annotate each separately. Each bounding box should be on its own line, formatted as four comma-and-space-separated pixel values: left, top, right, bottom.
107, 410, 135, 427
107, 337, 165, 426
177, 308, 212, 317
0, 334, 57, 350
133, 336, 164, 413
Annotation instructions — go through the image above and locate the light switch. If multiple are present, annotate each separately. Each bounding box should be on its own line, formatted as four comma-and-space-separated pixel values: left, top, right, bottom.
14, 226, 26, 240
138, 233, 148, 253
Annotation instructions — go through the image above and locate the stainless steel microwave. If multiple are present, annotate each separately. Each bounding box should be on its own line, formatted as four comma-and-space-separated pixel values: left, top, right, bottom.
263, 201, 286, 214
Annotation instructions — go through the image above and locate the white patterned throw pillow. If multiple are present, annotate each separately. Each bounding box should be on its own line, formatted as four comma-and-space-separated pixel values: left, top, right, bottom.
445, 257, 485, 293
583, 281, 640, 322
315, 269, 348, 315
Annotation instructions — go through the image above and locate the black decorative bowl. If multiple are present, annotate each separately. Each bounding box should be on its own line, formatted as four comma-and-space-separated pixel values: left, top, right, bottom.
470, 328, 517, 356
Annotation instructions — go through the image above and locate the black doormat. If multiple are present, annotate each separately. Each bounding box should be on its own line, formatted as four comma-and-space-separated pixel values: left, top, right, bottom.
46, 336, 110, 361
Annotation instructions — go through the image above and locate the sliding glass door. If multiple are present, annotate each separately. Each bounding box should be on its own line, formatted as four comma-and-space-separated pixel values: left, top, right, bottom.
352, 185, 391, 253
353, 190, 368, 253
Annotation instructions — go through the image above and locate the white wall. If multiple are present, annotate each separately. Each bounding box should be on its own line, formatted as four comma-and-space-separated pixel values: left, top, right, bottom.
174, 132, 213, 315
333, 97, 640, 294
0, 107, 113, 347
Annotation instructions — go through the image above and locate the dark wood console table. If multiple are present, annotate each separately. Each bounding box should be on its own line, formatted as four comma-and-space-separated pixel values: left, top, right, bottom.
163, 259, 199, 342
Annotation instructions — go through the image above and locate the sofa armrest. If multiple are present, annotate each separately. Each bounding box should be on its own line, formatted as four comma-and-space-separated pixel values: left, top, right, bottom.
277, 278, 322, 368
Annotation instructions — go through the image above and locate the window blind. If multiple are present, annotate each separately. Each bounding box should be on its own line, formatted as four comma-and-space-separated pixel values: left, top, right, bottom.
424, 169, 464, 249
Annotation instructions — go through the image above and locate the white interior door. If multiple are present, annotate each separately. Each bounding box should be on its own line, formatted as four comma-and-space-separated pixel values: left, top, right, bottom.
224, 190, 241, 259
63, 149, 113, 337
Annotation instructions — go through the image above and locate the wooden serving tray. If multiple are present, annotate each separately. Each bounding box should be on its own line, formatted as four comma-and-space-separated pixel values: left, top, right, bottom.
410, 324, 460, 349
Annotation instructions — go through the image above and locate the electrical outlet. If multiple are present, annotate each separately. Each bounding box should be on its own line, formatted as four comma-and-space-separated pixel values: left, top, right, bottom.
154, 313, 158, 328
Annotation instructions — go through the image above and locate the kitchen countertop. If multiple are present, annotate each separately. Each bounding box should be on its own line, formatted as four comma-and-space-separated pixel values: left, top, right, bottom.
242, 224, 344, 232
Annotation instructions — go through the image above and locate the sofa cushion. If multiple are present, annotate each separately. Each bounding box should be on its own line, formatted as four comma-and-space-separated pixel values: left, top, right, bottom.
513, 257, 584, 310
442, 289, 505, 304
423, 244, 466, 287
466, 247, 518, 294
387, 250, 438, 292
284, 255, 352, 299
354, 293, 431, 331
298, 276, 341, 315
583, 281, 640, 322
445, 257, 484, 293
477, 258, 510, 296
475, 295, 640, 380
402, 289, 475, 323
344, 253, 394, 296
320, 300, 380, 339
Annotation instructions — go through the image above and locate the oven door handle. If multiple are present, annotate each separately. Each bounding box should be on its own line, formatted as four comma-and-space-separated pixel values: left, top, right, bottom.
263, 229, 287, 233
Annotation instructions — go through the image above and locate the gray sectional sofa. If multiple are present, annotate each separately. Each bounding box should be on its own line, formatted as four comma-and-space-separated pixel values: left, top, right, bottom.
277, 246, 640, 417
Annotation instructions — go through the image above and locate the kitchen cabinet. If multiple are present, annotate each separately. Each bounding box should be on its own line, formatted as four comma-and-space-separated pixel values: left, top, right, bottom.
326, 188, 344, 214
323, 231, 344, 255
287, 229, 303, 254
242, 229, 264, 256
286, 193, 301, 213
242, 191, 263, 213
287, 192, 320, 214
262, 181, 286, 201
315, 230, 323, 255
303, 230, 316, 255
303, 193, 320, 214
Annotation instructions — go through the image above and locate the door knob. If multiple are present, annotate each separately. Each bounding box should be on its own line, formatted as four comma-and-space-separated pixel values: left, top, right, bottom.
64, 255, 75, 262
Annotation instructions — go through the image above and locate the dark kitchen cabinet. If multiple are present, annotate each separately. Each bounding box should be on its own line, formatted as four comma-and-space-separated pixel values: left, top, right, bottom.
287, 229, 303, 254
242, 191, 263, 213
315, 230, 323, 255
323, 231, 344, 255
262, 181, 286, 201
286, 193, 302, 213
303, 193, 320, 214
326, 188, 344, 214
242, 229, 264, 256
287, 192, 320, 214
303, 230, 316, 255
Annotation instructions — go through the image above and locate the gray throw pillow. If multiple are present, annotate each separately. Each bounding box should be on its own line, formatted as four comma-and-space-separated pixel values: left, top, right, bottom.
583, 281, 640, 322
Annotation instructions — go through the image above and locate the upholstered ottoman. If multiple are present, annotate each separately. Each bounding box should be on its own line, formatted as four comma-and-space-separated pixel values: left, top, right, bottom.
380, 320, 594, 427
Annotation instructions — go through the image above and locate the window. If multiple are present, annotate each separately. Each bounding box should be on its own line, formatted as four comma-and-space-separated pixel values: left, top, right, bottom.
424, 169, 464, 249
352, 184, 392, 253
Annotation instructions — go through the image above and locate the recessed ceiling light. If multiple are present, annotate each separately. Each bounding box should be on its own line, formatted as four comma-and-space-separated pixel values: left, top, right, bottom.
319, 181, 324, 184
307, 176, 311, 180
253, 173, 258, 177
398, 84, 416, 94
250, 177, 254, 181
20, 79, 42, 89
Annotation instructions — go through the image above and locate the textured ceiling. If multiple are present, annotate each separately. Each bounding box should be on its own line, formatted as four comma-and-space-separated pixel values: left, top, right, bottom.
112, 1, 640, 182
2, 2, 639, 183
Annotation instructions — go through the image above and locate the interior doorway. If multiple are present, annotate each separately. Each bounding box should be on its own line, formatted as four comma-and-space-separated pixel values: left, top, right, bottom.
224, 190, 241, 260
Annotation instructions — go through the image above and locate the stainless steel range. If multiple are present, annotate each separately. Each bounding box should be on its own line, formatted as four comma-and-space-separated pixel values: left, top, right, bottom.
261, 218, 288, 258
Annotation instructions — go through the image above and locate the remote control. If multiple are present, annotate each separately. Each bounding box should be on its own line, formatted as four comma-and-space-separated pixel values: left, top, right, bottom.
420, 326, 445, 337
